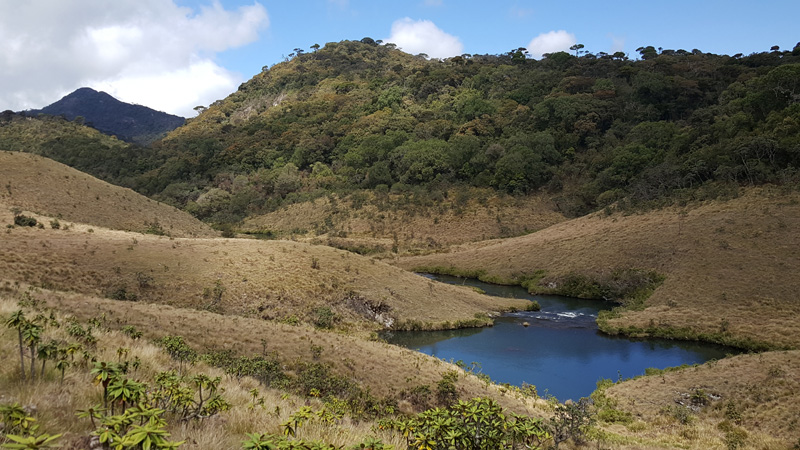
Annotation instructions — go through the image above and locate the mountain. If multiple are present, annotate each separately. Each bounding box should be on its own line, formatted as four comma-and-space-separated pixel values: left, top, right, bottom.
138, 40, 800, 225
26, 87, 185, 145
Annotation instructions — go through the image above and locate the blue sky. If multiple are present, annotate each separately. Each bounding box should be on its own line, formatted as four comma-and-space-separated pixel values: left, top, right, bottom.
208, 0, 800, 79
1, 0, 798, 117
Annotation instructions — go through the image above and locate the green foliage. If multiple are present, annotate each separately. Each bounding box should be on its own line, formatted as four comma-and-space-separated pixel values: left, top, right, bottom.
1, 433, 61, 449
155, 336, 197, 374
7, 40, 795, 228
12, 215, 38, 228
0, 404, 39, 437
381, 397, 549, 450
435, 370, 459, 407
544, 269, 665, 307
548, 398, 595, 448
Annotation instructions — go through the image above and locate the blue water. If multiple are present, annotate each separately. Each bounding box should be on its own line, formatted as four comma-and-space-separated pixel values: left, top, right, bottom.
384, 274, 736, 401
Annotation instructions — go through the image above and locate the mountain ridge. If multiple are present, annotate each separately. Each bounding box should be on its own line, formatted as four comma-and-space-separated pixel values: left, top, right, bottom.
25, 87, 185, 145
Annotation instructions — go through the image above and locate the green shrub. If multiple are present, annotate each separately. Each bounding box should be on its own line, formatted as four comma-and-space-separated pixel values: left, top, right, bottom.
13, 214, 38, 227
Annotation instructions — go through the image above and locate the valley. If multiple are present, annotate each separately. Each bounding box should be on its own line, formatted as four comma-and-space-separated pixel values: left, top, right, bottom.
2, 38, 800, 449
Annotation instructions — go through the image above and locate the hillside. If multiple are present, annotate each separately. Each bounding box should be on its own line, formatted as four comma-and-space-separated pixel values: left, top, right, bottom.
0, 291, 545, 450
398, 187, 800, 350
0, 112, 160, 186
0, 151, 214, 237
602, 350, 800, 447
26, 87, 185, 145
126, 40, 800, 229
0, 208, 529, 331
241, 190, 566, 252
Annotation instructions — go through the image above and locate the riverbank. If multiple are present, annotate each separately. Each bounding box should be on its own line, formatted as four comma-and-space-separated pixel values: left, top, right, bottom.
398, 188, 800, 352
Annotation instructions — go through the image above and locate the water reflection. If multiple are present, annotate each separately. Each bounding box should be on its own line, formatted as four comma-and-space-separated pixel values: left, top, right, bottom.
385, 274, 736, 401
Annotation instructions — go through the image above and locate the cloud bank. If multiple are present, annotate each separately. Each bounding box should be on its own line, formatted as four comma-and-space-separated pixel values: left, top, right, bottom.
527, 30, 576, 59
0, 0, 269, 117
386, 18, 463, 59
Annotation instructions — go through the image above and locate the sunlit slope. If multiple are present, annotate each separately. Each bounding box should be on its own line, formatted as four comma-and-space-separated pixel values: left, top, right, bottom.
2, 287, 542, 416
604, 350, 800, 448
398, 188, 800, 349
0, 221, 528, 330
0, 151, 214, 237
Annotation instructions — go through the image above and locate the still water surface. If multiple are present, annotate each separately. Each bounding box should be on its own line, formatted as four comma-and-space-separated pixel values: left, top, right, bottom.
384, 274, 735, 401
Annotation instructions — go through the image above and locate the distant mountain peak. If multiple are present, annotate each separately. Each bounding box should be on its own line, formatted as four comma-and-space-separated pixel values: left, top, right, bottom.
26, 88, 185, 145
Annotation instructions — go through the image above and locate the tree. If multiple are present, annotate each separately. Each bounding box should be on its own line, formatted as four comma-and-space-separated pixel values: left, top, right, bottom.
21, 322, 42, 382
636, 45, 658, 60
570, 43, 585, 57
310, 43, 320, 53
91, 361, 121, 409
5, 310, 27, 380
37, 340, 58, 379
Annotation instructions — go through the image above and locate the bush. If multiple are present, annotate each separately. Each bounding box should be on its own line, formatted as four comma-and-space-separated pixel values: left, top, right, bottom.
14, 214, 38, 227
312, 307, 336, 329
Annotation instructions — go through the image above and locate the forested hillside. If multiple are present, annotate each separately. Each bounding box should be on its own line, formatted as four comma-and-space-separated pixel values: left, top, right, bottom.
4, 40, 799, 226
136, 40, 800, 224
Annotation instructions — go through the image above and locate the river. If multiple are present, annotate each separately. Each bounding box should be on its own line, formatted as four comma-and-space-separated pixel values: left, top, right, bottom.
383, 274, 736, 401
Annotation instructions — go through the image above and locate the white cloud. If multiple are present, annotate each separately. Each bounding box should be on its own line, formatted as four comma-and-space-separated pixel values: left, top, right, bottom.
0, 0, 269, 117
386, 18, 463, 59
608, 33, 626, 54
527, 30, 576, 59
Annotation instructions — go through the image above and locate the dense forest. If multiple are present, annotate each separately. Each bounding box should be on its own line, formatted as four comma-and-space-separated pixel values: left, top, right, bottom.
4, 40, 800, 224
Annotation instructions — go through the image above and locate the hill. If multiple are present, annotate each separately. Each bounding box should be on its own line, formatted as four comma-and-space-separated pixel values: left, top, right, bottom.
398, 187, 800, 350
125, 40, 800, 229
0, 112, 161, 187
601, 350, 800, 448
25, 87, 185, 145
0, 206, 529, 331
0, 151, 214, 237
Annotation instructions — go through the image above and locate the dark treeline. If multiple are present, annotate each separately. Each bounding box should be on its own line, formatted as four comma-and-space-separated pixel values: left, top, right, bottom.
5, 39, 800, 223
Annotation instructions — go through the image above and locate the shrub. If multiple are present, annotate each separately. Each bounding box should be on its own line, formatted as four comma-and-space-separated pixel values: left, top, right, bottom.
311, 306, 336, 329
13, 214, 38, 227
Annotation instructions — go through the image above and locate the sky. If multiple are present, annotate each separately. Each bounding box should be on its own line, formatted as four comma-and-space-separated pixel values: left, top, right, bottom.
1, 0, 798, 118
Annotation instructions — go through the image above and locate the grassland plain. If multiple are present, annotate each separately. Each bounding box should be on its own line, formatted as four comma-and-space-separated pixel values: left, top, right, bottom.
0, 151, 215, 238
398, 187, 800, 351
3, 285, 795, 449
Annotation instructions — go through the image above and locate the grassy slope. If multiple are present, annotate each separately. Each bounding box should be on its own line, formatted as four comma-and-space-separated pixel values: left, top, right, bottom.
0, 212, 528, 331
242, 191, 566, 253
0, 295, 403, 449
398, 187, 800, 350
0, 151, 214, 238
602, 350, 800, 448
0, 289, 541, 418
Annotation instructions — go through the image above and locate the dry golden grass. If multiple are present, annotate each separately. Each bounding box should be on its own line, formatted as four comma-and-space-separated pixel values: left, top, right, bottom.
601, 351, 800, 449
399, 187, 800, 350
242, 190, 566, 253
0, 215, 528, 330
0, 288, 544, 419
0, 151, 215, 237
0, 295, 409, 449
